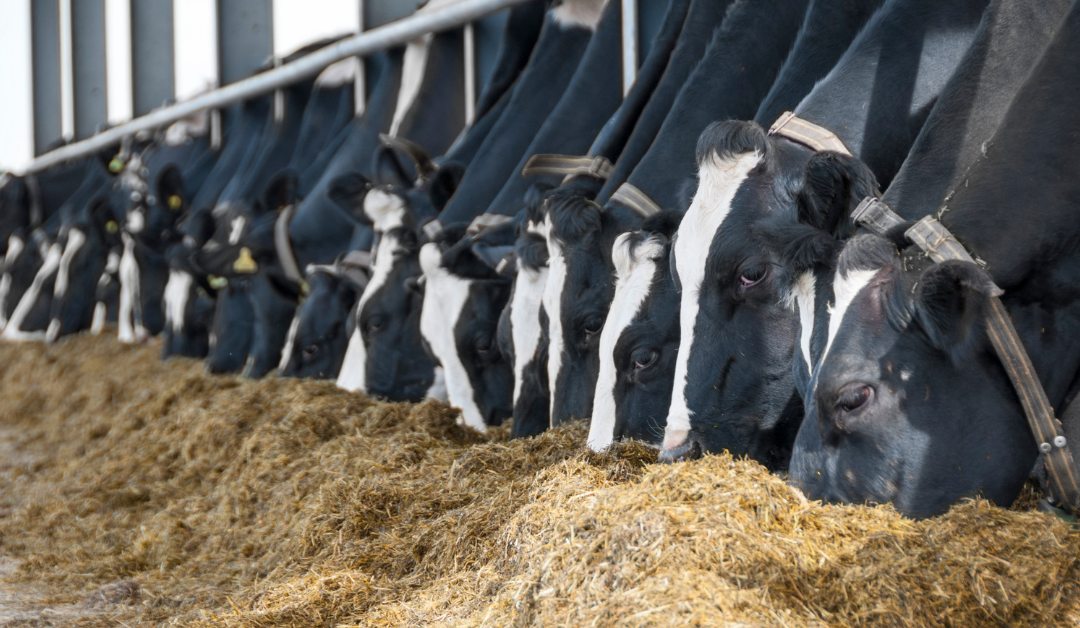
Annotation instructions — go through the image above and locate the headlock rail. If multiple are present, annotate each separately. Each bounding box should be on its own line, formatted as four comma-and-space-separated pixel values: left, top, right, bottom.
22, 0, 535, 175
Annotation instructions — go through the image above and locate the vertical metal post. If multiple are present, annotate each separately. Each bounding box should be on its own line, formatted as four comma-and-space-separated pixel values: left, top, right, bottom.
463, 21, 476, 125
620, 0, 638, 97
31, 0, 63, 153
58, 0, 75, 140
354, 0, 367, 117
217, 0, 273, 85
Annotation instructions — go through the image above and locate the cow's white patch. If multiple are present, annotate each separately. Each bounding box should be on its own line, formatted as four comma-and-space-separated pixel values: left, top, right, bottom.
510, 264, 548, 406
228, 216, 246, 245
0, 234, 27, 329
315, 56, 359, 88
389, 34, 434, 137
3, 242, 62, 341
277, 312, 301, 371
791, 271, 816, 375
335, 233, 403, 392
54, 228, 85, 298
426, 365, 448, 401
552, 0, 609, 30
90, 301, 107, 335
362, 189, 407, 231
164, 270, 193, 334
419, 243, 487, 431
821, 268, 879, 363
127, 208, 145, 233
542, 216, 569, 427
118, 233, 145, 343
664, 150, 762, 450
45, 318, 60, 344
588, 233, 664, 452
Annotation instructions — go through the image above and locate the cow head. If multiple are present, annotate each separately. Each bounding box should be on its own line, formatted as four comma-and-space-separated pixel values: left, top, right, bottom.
278, 255, 369, 379
789, 234, 1034, 517
660, 120, 876, 471
419, 217, 516, 432
587, 212, 682, 451
46, 197, 122, 342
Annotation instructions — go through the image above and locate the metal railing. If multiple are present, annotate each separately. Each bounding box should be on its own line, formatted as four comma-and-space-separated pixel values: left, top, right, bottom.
23, 0, 534, 174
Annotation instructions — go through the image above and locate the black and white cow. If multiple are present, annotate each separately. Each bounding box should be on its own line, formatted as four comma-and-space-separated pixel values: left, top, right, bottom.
418, 217, 516, 431
659, 0, 993, 466
544, 0, 811, 428
785, 0, 1077, 517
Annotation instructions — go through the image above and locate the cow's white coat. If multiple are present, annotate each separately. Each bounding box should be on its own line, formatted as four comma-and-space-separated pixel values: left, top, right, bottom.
228, 216, 246, 245
588, 233, 664, 452
118, 232, 147, 343
0, 234, 26, 329
553, 0, 609, 30
821, 268, 879, 364
53, 228, 85, 298
510, 264, 548, 406
277, 313, 302, 371
2, 242, 62, 341
791, 271, 817, 374
389, 34, 434, 137
164, 269, 194, 334
664, 150, 762, 450
541, 214, 568, 426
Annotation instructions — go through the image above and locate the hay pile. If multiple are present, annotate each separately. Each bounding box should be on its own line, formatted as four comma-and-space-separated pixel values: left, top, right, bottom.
0, 335, 1076, 627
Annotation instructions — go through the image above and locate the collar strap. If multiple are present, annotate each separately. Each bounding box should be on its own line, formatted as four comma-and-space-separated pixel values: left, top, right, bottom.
421, 218, 444, 242
466, 213, 514, 238
274, 204, 303, 284
768, 111, 852, 156
521, 154, 615, 182
855, 198, 1080, 515
610, 182, 661, 219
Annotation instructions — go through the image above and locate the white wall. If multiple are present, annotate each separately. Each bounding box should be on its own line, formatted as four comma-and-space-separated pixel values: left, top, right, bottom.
273, 0, 362, 57
0, 0, 35, 172
174, 0, 220, 102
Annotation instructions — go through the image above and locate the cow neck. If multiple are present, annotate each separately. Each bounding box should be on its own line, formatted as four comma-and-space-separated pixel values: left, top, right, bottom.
854, 197, 1080, 518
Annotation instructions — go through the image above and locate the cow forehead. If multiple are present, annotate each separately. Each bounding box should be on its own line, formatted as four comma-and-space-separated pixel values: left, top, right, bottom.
357, 232, 404, 315
511, 265, 548, 404
821, 267, 881, 365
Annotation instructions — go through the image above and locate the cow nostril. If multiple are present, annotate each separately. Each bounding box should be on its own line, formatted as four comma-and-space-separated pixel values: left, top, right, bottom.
659, 433, 703, 463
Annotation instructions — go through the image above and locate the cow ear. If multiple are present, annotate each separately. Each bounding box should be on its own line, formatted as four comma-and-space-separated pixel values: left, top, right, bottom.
796, 152, 878, 236
426, 161, 466, 212
328, 172, 372, 218
156, 165, 186, 211
914, 260, 1002, 364
371, 144, 414, 188
264, 170, 299, 212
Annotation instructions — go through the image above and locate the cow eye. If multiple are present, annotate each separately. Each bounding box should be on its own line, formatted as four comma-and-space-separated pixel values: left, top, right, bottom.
303, 344, 319, 358
739, 265, 768, 288
631, 348, 658, 372
476, 335, 495, 356
836, 383, 873, 413
583, 316, 604, 336
366, 315, 387, 334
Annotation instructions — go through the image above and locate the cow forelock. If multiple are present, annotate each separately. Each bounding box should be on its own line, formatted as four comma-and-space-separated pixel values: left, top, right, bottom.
588, 232, 665, 452
419, 243, 487, 431
665, 150, 762, 447
363, 189, 408, 231
552, 0, 609, 31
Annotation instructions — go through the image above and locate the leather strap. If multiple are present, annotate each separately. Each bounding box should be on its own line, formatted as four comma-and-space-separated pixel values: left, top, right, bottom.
610, 182, 661, 219
466, 213, 514, 237
855, 199, 1080, 515
768, 111, 852, 156
274, 204, 303, 284
521, 154, 615, 181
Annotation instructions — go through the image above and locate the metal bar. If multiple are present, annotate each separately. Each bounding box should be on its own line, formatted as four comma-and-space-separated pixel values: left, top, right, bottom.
24, 0, 531, 174
620, 0, 638, 97
463, 21, 477, 125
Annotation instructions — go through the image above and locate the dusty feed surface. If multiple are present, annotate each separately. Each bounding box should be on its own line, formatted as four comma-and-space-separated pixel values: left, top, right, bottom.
0, 336, 1077, 626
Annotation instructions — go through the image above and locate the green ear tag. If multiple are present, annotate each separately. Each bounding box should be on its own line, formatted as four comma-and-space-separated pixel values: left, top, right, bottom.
233, 247, 259, 274
168, 195, 183, 210
105, 220, 118, 234
208, 275, 228, 289
108, 158, 125, 173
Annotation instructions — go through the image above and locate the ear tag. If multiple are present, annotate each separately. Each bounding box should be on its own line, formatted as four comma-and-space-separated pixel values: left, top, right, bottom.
301, 279, 311, 296
168, 195, 183, 210
105, 220, 119, 234
109, 157, 125, 173
208, 275, 228, 289
233, 247, 259, 274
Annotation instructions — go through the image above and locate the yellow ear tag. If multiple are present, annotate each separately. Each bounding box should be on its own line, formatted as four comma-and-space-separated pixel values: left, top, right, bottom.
105, 220, 118, 234
208, 275, 228, 289
108, 158, 125, 173
300, 279, 311, 296
168, 195, 183, 210
233, 247, 259, 274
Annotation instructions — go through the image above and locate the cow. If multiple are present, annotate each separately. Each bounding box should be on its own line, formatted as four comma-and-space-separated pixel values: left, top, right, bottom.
659, 0, 993, 467
785, 0, 1077, 517
585, 0, 885, 452
544, 0, 811, 429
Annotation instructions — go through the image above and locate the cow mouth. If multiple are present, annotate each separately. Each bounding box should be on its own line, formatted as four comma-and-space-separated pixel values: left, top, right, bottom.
658, 431, 704, 463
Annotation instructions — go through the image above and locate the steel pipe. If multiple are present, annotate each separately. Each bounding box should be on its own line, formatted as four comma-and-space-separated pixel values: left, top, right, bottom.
23, 0, 533, 174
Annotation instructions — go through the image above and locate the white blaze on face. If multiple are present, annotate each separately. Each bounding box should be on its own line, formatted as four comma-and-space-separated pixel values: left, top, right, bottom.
552, 0, 609, 30
91, 251, 120, 335
228, 216, 246, 245
588, 233, 665, 452
664, 150, 762, 450
2, 242, 62, 341
419, 243, 486, 431
0, 234, 27, 329
127, 208, 145, 233
362, 189, 407, 230
791, 271, 817, 375
821, 267, 880, 364
277, 312, 301, 372
54, 228, 86, 298
335, 232, 403, 393
425, 366, 448, 402
510, 264, 548, 406
164, 269, 194, 334
541, 215, 569, 426
118, 233, 145, 343
90, 302, 108, 335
